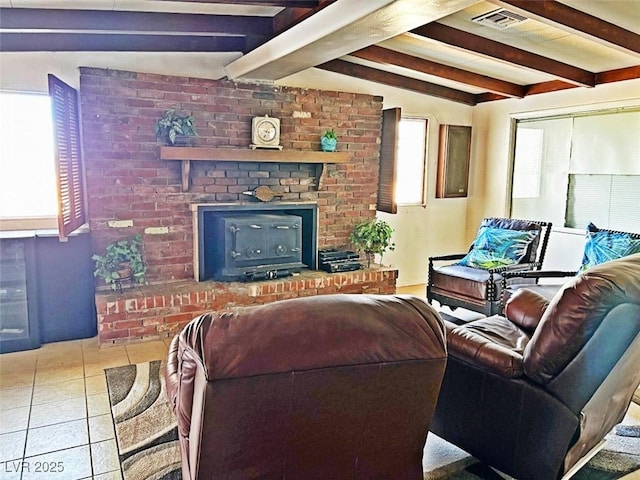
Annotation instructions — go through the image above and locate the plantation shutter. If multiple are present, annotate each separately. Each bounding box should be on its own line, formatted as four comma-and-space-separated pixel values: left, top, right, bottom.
48, 74, 86, 240
377, 108, 400, 214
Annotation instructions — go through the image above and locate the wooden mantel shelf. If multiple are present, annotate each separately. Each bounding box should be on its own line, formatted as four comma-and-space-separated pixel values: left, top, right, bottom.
160, 147, 350, 192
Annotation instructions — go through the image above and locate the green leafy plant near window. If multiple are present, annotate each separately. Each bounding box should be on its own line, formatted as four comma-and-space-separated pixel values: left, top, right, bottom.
155, 110, 198, 145
92, 234, 147, 290
349, 218, 396, 267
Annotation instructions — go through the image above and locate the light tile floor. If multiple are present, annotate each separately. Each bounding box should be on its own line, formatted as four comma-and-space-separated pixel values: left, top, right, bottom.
0, 337, 171, 480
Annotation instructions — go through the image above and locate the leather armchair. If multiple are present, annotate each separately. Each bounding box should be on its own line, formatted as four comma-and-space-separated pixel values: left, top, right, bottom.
431, 253, 640, 480
166, 293, 447, 480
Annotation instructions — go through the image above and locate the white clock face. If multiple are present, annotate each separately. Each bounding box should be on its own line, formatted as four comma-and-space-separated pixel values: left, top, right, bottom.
258, 121, 277, 142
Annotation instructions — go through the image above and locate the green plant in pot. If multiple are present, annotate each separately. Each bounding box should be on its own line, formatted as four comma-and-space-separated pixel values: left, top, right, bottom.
92, 234, 147, 290
349, 218, 395, 267
155, 110, 198, 145
320, 128, 338, 152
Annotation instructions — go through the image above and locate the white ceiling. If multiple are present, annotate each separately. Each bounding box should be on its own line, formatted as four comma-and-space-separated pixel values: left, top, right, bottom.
1, 0, 638, 103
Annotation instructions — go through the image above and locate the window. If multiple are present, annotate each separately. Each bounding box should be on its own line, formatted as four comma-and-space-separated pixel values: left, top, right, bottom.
0, 92, 57, 220
396, 117, 428, 205
510, 108, 640, 232
378, 108, 428, 213
0, 75, 86, 239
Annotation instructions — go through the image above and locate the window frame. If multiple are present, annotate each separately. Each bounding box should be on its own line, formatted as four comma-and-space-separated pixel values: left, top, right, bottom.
377, 108, 429, 213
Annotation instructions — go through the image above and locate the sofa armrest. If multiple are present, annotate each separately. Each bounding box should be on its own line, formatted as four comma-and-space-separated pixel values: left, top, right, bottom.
505, 289, 550, 333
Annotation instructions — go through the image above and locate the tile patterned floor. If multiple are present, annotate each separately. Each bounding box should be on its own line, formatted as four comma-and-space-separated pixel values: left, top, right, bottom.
0, 337, 171, 480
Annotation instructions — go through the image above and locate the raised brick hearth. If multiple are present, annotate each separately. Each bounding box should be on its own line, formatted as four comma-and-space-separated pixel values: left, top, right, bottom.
96, 267, 397, 345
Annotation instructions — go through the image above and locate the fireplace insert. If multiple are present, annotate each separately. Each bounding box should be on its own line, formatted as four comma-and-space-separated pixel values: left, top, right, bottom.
194, 202, 318, 282
205, 213, 306, 281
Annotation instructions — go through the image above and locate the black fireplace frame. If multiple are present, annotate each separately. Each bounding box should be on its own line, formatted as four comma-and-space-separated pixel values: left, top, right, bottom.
193, 202, 318, 281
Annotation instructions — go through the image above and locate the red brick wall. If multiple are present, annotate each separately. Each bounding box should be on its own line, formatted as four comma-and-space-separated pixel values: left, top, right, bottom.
96, 268, 398, 344
80, 68, 383, 283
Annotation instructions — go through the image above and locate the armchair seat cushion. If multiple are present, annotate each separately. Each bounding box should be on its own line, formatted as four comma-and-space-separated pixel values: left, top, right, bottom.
447, 315, 530, 378
431, 265, 503, 301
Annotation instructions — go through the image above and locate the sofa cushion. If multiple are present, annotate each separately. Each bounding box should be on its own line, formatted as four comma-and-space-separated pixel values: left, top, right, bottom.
447, 315, 531, 378
579, 222, 640, 272
457, 226, 538, 269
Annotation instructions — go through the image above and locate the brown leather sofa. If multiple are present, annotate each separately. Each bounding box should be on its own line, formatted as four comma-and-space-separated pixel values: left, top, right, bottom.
431, 253, 640, 480
166, 293, 447, 480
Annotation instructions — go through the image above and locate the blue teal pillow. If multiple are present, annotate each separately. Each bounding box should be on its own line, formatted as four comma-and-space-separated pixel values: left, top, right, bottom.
579, 223, 640, 272
456, 226, 538, 270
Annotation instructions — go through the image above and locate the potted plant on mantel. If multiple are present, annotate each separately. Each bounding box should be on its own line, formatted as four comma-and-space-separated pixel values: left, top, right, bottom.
155, 109, 198, 145
92, 234, 147, 291
349, 218, 396, 267
320, 128, 338, 152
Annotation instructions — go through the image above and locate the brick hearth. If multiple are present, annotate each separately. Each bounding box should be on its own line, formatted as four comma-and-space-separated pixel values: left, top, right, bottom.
96, 267, 397, 345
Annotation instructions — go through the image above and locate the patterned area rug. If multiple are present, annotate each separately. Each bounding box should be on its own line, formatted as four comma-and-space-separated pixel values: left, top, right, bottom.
105, 361, 640, 480
105, 361, 181, 480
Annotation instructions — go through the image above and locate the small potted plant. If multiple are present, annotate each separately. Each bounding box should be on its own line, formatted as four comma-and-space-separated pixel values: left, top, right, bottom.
92, 234, 147, 291
349, 218, 396, 267
320, 128, 338, 152
155, 110, 198, 145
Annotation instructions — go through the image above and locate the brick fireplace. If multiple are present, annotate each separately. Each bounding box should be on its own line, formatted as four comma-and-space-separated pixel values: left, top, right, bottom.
80, 67, 394, 344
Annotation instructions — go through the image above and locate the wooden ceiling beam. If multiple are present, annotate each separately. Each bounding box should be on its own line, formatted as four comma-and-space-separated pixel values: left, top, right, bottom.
351, 44, 526, 97
488, 0, 640, 56
317, 59, 477, 105
155, 0, 319, 6
411, 22, 596, 87
0, 8, 273, 36
0, 33, 246, 52
596, 65, 640, 85
476, 65, 640, 103
272, 0, 334, 35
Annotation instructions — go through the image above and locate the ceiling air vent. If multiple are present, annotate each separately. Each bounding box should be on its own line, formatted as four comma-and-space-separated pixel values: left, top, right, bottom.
472, 8, 528, 30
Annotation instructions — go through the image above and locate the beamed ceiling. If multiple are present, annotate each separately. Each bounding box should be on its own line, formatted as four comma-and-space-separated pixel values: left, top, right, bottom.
1, 0, 639, 105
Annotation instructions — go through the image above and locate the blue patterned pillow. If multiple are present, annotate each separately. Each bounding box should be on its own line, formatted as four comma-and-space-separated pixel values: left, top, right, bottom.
579, 223, 640, 272
457, 226, 538, 270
